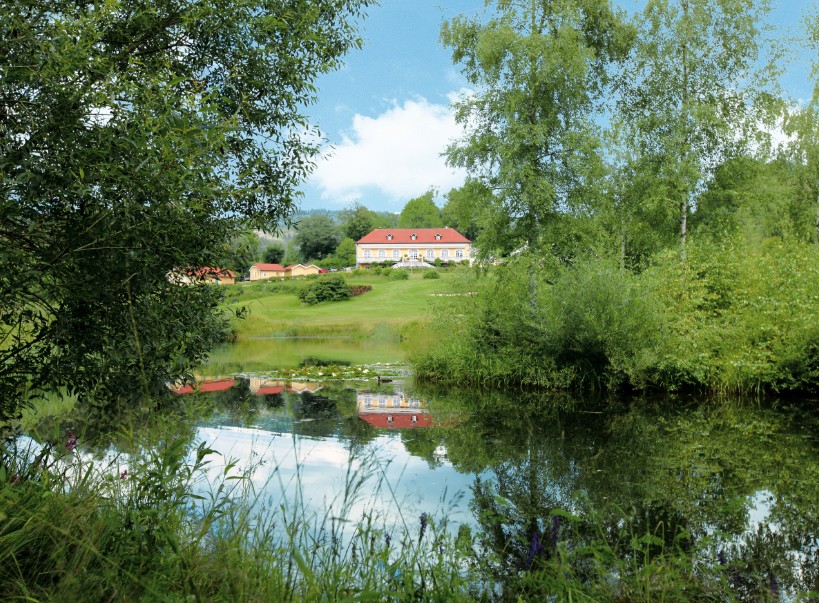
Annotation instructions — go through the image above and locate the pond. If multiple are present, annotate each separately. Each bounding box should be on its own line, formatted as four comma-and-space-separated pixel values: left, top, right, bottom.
19, 339, 819, 600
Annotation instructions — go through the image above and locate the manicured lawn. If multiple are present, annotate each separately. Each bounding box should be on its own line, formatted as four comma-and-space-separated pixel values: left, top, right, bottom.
200, 270, 468, 372
226, 271, 464, 337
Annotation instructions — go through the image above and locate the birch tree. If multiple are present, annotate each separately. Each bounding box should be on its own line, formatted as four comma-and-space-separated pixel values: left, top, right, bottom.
618, 0, 776, 261
440, 0, 633, 256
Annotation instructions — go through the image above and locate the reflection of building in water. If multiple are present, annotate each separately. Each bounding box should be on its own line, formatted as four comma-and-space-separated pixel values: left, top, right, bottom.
248, 377, 322, 395
356, 390, 432, 428
170, 378, 237, 394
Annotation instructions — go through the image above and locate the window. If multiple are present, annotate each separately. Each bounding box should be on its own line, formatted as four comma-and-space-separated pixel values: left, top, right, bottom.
378, 249, 385, 259
392, 249, 399, 259
387, 415, 393, 424
364, 249, 371, 258
426, 249, 434, 260
442, 249, 449, 260
409, 249, 419, 259
387, 233, 393, 241
379, 398, 387, 408
435, 233, 441, 240
455, 249, 464, 259
411, 233, 417, 240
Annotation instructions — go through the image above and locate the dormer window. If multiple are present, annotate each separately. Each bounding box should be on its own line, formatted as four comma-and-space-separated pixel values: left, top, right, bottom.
411, 233, 417, 240
386, 233, 393, 241
435, 233, 441, 240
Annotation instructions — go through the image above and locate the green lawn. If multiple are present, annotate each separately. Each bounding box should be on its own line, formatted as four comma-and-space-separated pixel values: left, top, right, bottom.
201, 270, 470, 372
226, 271, 463, 336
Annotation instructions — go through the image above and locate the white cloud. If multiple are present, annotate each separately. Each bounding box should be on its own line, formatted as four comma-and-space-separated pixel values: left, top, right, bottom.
310, 96, 467, 205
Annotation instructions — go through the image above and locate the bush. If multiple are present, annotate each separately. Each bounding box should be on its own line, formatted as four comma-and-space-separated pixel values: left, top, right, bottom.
422, 270, 440, 280
389, 269, 410, 281
381, 268, 393, 278
348, 285, 373, 297
297, 276, 350, 305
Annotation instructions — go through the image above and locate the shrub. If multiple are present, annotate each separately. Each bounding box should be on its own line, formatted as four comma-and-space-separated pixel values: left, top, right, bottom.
423, 270, 440, 280
372, 267, 382, 275
389, 269, 410, 280
297, 276, 350, 305
348, 285, 373, 297
381, 268, 393, 278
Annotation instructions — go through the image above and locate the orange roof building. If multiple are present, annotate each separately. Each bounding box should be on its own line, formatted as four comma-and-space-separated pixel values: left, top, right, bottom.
355, 228, 472, 268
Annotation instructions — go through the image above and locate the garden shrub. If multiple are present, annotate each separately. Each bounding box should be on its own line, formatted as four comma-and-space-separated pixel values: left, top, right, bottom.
423, 270, 441, 279
389, 269, 410, 280
381, 268, 393, 278
348, 285, 373, 297
297, 276, 350, 305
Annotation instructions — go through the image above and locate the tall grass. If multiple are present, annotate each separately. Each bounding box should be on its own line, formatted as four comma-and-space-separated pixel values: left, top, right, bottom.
0, 429, 477, 602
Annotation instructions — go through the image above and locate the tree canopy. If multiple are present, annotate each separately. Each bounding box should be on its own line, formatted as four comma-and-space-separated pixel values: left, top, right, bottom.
293, 214, 341, 262
0, 0, 372, 423
397, 190, 443, 228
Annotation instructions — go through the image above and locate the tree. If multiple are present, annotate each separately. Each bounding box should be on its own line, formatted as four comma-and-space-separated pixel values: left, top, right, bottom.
441, 0, 633, 254
442, 180, 489, 245
224, 230, 261, 275
293, 214, 341, 261
340, 203, 376, 241
262, 242, 286, 265
334, 237, 357, 267
784, 10, 819, 244
397, 190, 443, 228
618, 0, 776, 260
0, 0, 371, 423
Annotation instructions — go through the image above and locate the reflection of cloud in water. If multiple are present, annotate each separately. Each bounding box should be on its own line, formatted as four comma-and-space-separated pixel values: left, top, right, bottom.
192, 425, 475, 537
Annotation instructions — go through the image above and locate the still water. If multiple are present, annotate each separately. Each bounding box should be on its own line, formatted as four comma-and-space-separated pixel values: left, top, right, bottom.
164, 371, 819, 598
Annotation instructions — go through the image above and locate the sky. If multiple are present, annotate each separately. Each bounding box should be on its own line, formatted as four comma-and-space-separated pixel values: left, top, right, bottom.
299, 0, 817, 214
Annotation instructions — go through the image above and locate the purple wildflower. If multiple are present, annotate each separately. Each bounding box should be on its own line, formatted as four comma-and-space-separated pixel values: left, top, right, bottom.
419, 512, 428, 543
65, 431, 78, 452
526, 532, 544, 569
717, 550, 726, 566
385, 533, 391, 548
770, 574, 778, 596
120, 470, 128, 480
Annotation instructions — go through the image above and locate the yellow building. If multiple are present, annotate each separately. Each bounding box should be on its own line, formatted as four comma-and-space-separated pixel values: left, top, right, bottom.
354, 228, 472, 269
249, 263, 286, 280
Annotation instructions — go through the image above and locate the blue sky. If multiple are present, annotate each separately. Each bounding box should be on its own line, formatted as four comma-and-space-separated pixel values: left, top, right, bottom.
299, 0, 816, 213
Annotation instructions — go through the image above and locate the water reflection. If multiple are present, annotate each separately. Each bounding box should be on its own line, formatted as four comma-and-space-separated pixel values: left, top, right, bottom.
23, 378, 819, 599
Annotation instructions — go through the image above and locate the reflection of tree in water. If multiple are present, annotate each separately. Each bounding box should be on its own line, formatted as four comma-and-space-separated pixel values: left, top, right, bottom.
420, 384, 819, 600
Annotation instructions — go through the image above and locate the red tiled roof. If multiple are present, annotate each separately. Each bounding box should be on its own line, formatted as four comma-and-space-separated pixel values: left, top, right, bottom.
358, 413, 433, 429
356, 228, 470, 245
255, 385, 285, 395
172, 379, 237, 394
253, 263, 285, 271
179, 266, 236, 279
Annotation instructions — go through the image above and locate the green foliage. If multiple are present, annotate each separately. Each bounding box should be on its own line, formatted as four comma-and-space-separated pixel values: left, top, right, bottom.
262, 242, 285, 265
416, 236, 819, 395
441, 0, 634, 254
339, 203, 376, 241
389, 269, 410, 281
422, 270, 441, 280
293, 215, 341, 262
223, 230, 261, 275
298, 276, 351, 305
617, 0, 777, 259
0, 0, 372, 423
397, 189, 443, 228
